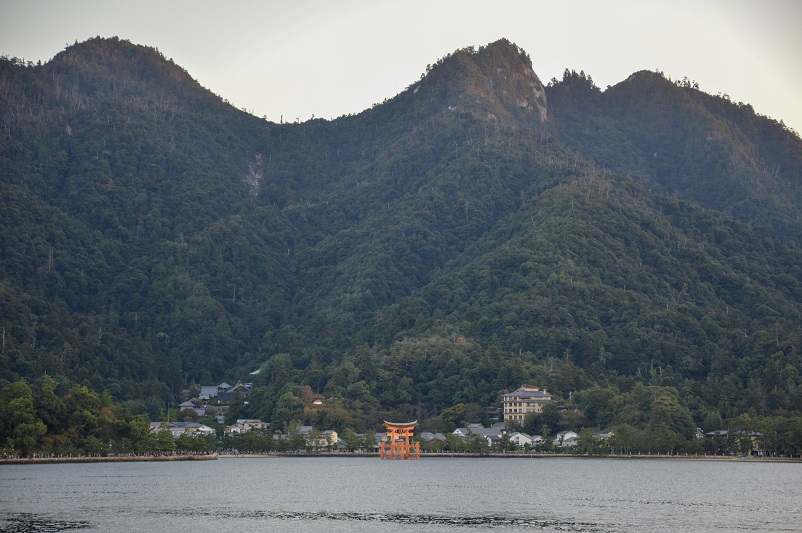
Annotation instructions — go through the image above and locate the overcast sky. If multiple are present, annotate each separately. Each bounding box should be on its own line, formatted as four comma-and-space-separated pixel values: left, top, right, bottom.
2, 0, 801, 134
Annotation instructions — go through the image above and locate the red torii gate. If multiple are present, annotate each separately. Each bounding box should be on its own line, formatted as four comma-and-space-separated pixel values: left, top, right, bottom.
380, 420, 420, 459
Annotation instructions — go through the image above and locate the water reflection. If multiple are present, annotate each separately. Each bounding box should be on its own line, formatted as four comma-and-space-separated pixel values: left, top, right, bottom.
0, 508, 609, 532
0, 512, 91, 532
150, 507, 608, 530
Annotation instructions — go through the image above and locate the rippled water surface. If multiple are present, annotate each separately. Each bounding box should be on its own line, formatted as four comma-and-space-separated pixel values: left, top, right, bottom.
1, 457, 800, 532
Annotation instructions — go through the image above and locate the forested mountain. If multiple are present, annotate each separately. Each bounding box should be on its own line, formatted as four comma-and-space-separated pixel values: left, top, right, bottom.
547, 69, 802, 240
2, 37, 801, 450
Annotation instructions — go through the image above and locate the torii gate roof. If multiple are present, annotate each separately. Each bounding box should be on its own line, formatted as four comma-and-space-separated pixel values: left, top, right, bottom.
383, 420, 418, 428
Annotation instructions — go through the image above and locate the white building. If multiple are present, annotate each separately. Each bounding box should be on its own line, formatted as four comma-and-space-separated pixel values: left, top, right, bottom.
224, 419, 269, 434
150, 421, 215, 438
453, 426, 503, 446
508, 432, 535, 447
553, 430, 578, 447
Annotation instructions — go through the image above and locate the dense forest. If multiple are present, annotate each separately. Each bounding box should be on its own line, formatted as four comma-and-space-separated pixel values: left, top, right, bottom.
1, 37, 801, 454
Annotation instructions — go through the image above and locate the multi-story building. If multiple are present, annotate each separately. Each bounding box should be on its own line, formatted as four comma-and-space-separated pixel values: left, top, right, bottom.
501, 385, 552, 423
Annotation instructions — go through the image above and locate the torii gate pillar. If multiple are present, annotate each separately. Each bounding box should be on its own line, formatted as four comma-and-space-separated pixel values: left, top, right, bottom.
380, 420, 420, 459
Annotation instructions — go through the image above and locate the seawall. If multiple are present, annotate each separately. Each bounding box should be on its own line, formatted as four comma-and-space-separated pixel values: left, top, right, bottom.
0, 453, 218, 465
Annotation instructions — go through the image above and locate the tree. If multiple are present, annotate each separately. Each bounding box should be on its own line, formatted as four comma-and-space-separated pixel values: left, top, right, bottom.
441, 403, 467, 432
645, 423, 683, 454
153, 425, 175, 453
776, 416, 802, 457
465, 432, 489, 453
577, 428, 602, 455
500, 433, 516, 452
444, 432, 465, 452
574, 386, 617, 427
0, 380, 47, 455
539, 402, 561, 434
10, 415, 47, 456
175, 433, 193, 452
340, 428, 361, 452
63, 385, 102, 439
559, 408, 585, 431
647, 388, 695, 441
522, 413, 539, 435
34, 375, 67, 433
609, 423, 636, 454
729, 413, 758, 456
272, 391, 304, 430
702, 411, 724, 433
128, 415, 152, 452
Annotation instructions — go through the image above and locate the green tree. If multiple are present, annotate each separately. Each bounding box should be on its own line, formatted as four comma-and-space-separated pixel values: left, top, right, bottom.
63, 385, 102, 440
574, 386, 617, 428
34, 375, 67, 434
128, 414, 152, 452
539, 402, 561, 434
702, 411, 724, 433
441, 403, 467, 432
0, 380, 47, 455
729, 413, 758, 456
577, 428, 602, 455
271, 391, 304, 430
609, 423, 636, 454
340, 428, 361, 452
152, 425, 175, 453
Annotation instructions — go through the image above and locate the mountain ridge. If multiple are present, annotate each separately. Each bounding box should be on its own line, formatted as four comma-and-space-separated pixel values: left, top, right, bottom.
547, 67, 802, 241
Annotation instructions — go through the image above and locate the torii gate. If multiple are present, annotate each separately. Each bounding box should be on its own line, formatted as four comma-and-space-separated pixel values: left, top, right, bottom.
380, 420, 420, 459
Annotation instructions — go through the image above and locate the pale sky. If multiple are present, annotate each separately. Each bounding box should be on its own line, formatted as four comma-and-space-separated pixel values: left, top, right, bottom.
1, 0, 801, 134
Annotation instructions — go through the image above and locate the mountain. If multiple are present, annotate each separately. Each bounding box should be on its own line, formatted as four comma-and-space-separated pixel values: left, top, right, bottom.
1, 37, 801, 444
547, 69, 802, 239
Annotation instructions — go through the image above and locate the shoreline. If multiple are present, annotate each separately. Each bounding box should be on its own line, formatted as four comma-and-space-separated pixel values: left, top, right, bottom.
2, 452, 799, 465
0, 453, 218, 465
218, 452, 802, 463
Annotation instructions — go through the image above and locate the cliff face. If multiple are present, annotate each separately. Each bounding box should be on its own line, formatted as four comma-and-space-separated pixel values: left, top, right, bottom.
470, 38, 548, 122
388, 38, 547, 126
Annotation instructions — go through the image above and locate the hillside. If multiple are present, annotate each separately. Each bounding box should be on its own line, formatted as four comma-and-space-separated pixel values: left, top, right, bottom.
546, 69, 802, 240
1, 37, 801, 451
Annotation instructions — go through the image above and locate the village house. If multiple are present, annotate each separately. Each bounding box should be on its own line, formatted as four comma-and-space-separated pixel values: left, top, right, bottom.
501, 385, 552, 423
508, 431, 543, 448
178, 400, 206, 417
321, 429, 339, 447
150, 421, 215, 438
595, 430, 615, 441
224, 419, 270, 434
705, 429, 764, 455
453, 425, 504, 446
419, 432, 447, 444
198, 381, 251, 405
371, 432, 386, 452
553, 430, 578, 447
285, 426, 340, 449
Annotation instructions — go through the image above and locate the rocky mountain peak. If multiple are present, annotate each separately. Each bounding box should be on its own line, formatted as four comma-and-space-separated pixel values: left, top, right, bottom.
412, 38, 547, 123
472, 38, 548, 121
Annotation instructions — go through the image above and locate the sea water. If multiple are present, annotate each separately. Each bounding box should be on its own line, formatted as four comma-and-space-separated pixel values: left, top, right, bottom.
1, 456, 800, 532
